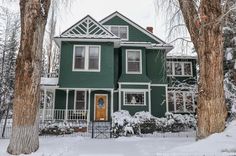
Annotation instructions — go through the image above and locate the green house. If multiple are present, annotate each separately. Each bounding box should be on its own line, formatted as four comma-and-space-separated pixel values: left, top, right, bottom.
40, 12, 197, 123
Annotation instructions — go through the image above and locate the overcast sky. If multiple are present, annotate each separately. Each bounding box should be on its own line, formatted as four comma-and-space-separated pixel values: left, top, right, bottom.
0, 0, 193, 55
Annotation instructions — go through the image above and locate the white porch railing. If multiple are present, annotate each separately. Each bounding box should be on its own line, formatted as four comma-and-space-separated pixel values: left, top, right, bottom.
40, 109, 88, 122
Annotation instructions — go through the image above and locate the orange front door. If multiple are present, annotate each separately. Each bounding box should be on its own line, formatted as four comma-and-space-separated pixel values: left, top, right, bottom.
95, 94, 108, 121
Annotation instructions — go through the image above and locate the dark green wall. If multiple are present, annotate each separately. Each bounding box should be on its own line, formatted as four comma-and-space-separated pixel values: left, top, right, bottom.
55, 90, 74, 109
102, 16, 159, 43
146, 49, 167, 84
59, 41, 114, 88
151, 86, 166, 117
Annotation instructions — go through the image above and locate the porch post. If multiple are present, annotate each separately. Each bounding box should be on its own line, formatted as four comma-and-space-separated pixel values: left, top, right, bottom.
42, 88, 47, 123
111, 89, 114, 116
65, 89, 69, 121
118, 83, 121, 111
87, 89, 91, 124
148, 84, 151, 114
52, 89, 56, 120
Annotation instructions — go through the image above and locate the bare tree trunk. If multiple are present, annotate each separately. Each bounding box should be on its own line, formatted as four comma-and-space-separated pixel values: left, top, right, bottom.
178, 0, 227, 139
7, 0, 51, 155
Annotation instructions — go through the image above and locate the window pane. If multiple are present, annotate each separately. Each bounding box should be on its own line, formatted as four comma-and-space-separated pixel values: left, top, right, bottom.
76, 91, 85, 110
168, 92, 174, 112
111, 26, 119, 36
74, 47, 85, 69
125, 92, 144, 105
167, 62, 172, 75
119, 27, 128, 39
89, 46, 99, 70
176, 92, 184, 112
174, 63, 182, 75
128, 62, 140, 72
185, 92, 194, 112
127, 51, 140, 61
184, 63, 192, 76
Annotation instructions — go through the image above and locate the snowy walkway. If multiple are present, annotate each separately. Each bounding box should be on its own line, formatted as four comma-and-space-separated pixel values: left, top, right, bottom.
0, 136, 194, 156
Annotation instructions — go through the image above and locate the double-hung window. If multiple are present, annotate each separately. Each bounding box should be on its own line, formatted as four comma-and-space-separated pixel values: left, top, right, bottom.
124, 92, 145, 106
73, 45, 100, 71
74, 91, 86, 110
166, 61, 192, 76
126, 50, 142, 74
104, 25, 128, 40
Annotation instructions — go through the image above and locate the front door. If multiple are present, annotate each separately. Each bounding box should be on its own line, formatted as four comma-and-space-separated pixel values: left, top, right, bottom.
95, 94, 108, 121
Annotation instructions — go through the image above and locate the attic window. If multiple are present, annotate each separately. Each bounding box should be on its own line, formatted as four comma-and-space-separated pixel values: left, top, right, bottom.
105, 25, 128, 40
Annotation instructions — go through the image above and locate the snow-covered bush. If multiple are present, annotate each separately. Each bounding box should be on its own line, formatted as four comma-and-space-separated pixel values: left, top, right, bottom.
39, 121, 74, 135
112, 111, 196, 137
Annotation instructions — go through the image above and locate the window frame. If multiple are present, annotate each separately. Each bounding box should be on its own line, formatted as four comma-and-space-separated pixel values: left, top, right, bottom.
72, 45, 101, 72
167, 90, 195, 113
166, 61, 193, 77
74, 90, 87, 111
104, 25, 129, 40
126, 49, 142, 74
123, 91, 146, 106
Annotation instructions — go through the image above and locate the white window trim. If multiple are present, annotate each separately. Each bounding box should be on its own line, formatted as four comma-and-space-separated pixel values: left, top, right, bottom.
104, 25, 129, 40
72, 45, 101, 72
167, 90, 195, 113
123, 91, 146, 106
167, 61, 193, 77
126, 49, 142, 74
73, 90, 87, 111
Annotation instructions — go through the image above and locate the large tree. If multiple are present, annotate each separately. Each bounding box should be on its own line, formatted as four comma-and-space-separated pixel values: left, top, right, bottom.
7, 0, 51, 154
178, 0, 227, 139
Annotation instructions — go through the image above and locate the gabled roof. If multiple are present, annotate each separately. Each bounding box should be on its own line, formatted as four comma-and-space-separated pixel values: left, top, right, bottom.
100, 11, 166, 44
60, 15, 119, 39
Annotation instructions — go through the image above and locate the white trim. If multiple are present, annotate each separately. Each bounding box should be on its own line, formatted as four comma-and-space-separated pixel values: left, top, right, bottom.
73, 90, 87, 111
125, 49, 142, 74
123, 91, 146, 106
100, 12, 165, 44
165, 85, 168, 112
42, 88, 47, 122
94, 94, 108, 121
65, 89, 69, 121
119, 82, 150, 85
118, 83, 121, 111
167, 61, 193, 77
58, 87, 113, 91
120, 89, 149, 92
72, 45, 101, 72
148, 84, 151, 113
87, 89, 91, 123
104, 25, 129, 40
150, 84, 168, 87
111, 90, 114, 116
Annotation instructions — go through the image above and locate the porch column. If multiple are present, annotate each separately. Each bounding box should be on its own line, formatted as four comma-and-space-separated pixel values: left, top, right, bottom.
87, 89, 91, 124
52, 89, 56, 120
111, 89, 114, 116
148, 84, 151, 113
42, 88, 47, 123
118, 83, 121, 111
65, 89, 69, 121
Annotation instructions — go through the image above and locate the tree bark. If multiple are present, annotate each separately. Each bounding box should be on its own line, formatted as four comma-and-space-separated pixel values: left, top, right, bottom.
7, 0, 50, 155
178, 0, 227, 139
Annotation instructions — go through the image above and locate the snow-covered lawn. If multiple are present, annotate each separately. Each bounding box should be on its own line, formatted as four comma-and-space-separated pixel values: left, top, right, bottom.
0, 121, 236, 156
0, 136, 194, 156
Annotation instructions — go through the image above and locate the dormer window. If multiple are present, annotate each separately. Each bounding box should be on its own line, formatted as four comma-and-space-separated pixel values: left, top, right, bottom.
104, 25, 128, 40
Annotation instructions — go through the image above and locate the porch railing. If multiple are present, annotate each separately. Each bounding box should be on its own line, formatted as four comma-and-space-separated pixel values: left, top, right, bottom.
40, 109, 88, 122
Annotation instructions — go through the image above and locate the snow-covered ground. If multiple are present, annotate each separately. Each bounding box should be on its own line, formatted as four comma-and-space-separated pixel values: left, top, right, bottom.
0, 121, 236, 156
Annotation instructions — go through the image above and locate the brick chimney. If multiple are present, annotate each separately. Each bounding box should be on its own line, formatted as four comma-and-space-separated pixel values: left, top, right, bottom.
146, 26, 153, 33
